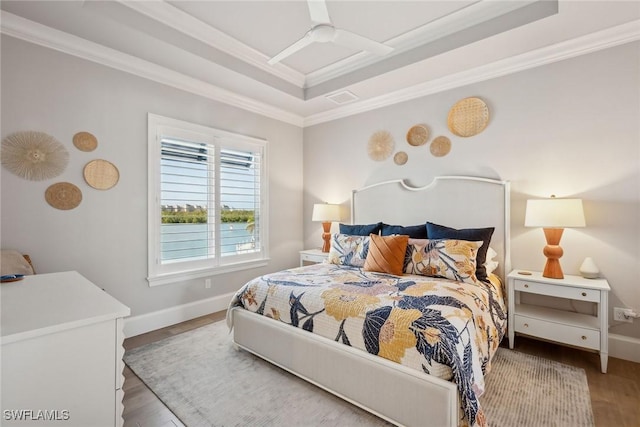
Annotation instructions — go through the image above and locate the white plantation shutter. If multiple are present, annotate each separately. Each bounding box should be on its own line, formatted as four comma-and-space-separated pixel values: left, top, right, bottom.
148, 114, 268, 286
219, 148, 262, 256
160, 138, 215, 262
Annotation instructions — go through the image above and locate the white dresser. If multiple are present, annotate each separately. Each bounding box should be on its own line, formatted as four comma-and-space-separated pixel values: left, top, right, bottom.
1, 271, 130, 426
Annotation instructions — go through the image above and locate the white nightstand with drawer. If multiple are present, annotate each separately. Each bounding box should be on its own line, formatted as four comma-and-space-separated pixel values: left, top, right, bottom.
299, 249, 329, 266
507, 270, 610, 373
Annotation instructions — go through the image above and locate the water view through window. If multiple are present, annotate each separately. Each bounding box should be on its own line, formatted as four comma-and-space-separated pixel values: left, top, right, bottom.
160, 139, 260, 263
161, 222, 255, 260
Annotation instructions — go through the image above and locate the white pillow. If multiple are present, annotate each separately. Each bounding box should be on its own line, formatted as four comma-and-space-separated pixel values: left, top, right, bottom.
484, 247, 499, 275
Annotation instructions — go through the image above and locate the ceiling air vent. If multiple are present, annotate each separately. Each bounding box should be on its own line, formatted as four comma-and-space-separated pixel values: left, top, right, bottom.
326, 90, 359, 105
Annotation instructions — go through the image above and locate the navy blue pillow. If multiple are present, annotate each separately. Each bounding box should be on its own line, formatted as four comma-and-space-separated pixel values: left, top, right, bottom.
380, 223, 428, 239
339, 222, 383, 236
426, 222, 494, 282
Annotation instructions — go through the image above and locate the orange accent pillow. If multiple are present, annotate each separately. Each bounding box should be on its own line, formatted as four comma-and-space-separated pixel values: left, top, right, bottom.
363, 233, 409, 276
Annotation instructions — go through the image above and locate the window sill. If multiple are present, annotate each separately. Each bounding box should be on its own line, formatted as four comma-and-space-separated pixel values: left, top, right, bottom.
147, 259, 269, 287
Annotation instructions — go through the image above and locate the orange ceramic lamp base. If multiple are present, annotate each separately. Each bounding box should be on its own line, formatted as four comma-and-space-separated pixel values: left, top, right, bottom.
321, 221, 332, 252
542, 228, 565, 279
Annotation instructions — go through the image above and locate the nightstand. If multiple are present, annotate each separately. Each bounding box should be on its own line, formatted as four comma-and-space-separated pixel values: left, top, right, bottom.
299, 249, 329, 266
507, 270, 610, 373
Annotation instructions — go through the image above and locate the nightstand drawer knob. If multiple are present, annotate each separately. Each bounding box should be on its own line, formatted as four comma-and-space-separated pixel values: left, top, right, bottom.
581, 336, 587, 340
524, 284, 529, 288
523, 323, 529, 328
581, 292, 587, 297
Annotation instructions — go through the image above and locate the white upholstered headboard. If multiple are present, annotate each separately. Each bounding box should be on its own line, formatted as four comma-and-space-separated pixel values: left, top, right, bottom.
351, 176, 511, 280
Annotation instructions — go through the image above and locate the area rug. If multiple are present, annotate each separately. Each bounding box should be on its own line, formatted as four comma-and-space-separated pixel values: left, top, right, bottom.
124, 321, 594, 427
480, 348, 594, 427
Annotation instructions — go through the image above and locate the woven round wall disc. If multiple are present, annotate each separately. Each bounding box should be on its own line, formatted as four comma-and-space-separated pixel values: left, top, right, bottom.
394, 151, 408, 165
84, 159, 119, 190
447, 97, 489, 137
406, 124, 429, 146
430, 136, 451, 157
1, 131, 69, 181
73, 132, 98, 152
45, 182, 82, 210
367, 130, 394, 161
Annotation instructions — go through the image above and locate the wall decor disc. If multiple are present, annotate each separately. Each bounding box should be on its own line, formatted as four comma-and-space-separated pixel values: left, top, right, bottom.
393, 151, 408, 165
45, 182, 82, 210
367, 130, 394, 161
447, 97, 489, 137
406, 124, 430, 146
73, 132, 98, 152
84, 159, 119, 190
430, 136, 451, 157
1, 131, 69, 181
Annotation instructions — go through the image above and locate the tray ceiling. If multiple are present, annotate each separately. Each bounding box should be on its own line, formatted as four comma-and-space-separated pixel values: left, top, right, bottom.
1, 1, 639, 126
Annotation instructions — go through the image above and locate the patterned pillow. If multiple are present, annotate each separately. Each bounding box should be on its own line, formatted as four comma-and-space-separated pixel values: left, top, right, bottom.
404, 238, 483, 284
426, 222, 494, 282
363, 234, 409, 276
327, 233, 370, 267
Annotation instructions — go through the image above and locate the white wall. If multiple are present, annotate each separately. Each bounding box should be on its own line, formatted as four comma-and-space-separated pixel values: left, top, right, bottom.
0, 36, 304, 320
303, 41, 640, 340
2, 34, 638, 343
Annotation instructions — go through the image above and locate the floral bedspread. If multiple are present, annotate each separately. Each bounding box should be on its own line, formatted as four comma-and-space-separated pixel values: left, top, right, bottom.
228, 262, 507, 427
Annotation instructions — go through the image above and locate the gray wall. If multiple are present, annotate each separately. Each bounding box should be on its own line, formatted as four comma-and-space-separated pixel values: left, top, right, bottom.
303, 41, 640, 339
0, 36, 304, 316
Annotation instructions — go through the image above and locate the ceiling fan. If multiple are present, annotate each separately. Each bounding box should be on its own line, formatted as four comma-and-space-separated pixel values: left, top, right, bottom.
267, 0, 394, 65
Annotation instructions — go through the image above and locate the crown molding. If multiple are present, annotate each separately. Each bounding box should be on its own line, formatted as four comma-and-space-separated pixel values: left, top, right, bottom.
0, 11, 304, 127
2, 9, 637, 129
303, 19, 640, 127
116, 0, 306, 88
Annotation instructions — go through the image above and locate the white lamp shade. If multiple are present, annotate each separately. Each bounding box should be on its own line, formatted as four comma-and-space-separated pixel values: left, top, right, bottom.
525, 198, 585, 228
312, 203, 341, 222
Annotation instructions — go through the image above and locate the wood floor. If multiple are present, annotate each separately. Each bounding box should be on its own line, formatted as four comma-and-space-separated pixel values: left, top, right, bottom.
122, 311, 640, 427
122, 312, 225, 427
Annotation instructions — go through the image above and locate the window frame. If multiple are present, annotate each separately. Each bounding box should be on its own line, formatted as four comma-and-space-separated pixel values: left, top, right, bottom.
147, 113, 269, 286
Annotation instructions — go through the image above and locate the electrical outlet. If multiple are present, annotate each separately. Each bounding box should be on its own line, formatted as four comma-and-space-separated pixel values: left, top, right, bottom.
613, 307, 633, 323
205, 279, 211, 289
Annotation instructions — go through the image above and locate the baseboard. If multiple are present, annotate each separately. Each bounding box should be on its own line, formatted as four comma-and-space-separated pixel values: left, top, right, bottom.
609, 334, 640, 364
123, 292, 234, 338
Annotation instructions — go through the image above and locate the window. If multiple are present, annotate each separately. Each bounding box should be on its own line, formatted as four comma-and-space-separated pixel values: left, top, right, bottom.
148, 114, 268, 285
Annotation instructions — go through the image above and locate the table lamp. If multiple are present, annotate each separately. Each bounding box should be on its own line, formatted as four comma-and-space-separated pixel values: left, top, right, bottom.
312, 203, 341, 252
524, 196, 585, 279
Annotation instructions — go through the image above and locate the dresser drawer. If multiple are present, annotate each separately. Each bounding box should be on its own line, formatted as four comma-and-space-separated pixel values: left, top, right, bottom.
514, 279, 600, 302
514, 314, 600, 350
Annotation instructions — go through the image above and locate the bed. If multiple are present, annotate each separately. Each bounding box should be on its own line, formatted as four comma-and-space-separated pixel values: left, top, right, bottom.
227, 176, 510, 427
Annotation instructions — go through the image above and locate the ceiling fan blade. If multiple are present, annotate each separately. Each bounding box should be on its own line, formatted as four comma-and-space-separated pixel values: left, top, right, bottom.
268, 33, 314, 65
307, 0, 331, 25
333, 29, 394, 56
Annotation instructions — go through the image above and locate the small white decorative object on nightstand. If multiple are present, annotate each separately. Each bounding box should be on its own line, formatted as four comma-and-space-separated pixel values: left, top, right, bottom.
579, 257, 600, 279
507, 270, 610, 373
299, 248, 329, 266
